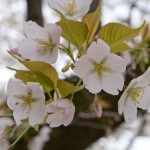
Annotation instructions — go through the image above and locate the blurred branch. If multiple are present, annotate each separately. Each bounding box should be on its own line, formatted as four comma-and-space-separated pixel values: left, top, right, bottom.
78, 111, 120, 120
26, 0, 43, 26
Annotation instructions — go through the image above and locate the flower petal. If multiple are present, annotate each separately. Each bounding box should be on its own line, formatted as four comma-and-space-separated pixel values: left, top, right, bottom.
74, 55, 93, 78
63, 104, 75, 126
24, 21, 49, 40
13, 104, 28, 126
124, 98, 137, 124
73, 0, 92, 18
83, 72, 102, 94
118, 91, 128, 115
87, 39, 110, 63
104, 53, 127, 73
46, 103, 59, 113
7, 95, 24, 110
137, 86, 150, 109
54, 99, 72, 108
29, 101, 46, 126
46, 112, 63, 128
135, 66, 150, 87
7, 78, 28, 96
102, 72, 124, 95
45, 23, 61, 44
18, 38, 40, 59
48, 0, 67, 15
27, 82, 45, 102
37, 47, 58, 64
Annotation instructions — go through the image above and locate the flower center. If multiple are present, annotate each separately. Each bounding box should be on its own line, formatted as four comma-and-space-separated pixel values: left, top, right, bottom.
64, 0, 76, 16
128, 87, 144, 103
24, 95, 32, 104
60, 108, 65, 114
36, 35, 56, 55
95, 63, 110, 77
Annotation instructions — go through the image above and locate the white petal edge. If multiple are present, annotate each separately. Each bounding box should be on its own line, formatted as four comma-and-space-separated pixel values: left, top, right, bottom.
87, 39, 110, 63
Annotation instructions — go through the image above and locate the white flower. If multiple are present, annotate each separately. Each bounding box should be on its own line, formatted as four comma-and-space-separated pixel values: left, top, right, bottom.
7, 78, 46, 126
48, 0, 92, 20
18, 21, 61, 64
46, 99, 75, 127
74, 39, 127, 95
118, 67, 150, 123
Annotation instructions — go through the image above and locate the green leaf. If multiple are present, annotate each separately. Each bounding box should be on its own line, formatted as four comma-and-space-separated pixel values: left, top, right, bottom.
111, 42, 132, 53
82, 4, 101, 43
56, 11, 88, 48
98, 22, 145, 48
57, 79, 83, 97
8, 52, 58, 87
8, 67, 54, 92
33, 125, 39, 132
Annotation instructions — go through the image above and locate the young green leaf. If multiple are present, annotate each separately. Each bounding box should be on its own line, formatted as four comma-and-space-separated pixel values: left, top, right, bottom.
56, 11, 88, 48
111, 42, 132, 53
8, 52, 58, 87
82, 4, 101, 43
57, 79, 83, 98
98, 22, 145, 51
8, 67, 54, 92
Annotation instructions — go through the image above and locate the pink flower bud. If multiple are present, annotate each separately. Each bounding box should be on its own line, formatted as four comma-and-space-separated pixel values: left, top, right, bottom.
94, 94, 102, 118
9, 48, 21, 56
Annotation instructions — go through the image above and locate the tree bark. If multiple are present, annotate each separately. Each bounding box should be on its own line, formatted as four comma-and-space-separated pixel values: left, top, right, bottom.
26, 0, 43, 26
89, 0, 100, 13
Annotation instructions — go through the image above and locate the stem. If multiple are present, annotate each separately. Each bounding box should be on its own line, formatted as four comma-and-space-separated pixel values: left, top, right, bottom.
123, 85, 128, 90
55, 88, 59, 99
47, 92, 53, 100
0, 114, 13, 117
71, 79, 83, 100
9, 126, 30, 150
59, 44, 75, 63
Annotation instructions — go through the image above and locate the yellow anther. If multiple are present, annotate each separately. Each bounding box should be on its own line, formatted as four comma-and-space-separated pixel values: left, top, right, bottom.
36, 35, 56, 55
95, 63, 110, 76
64, 0, 76, 16
128, 87, 144, 103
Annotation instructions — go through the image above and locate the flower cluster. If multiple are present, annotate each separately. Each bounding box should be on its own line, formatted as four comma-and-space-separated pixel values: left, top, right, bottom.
2, 0, 150, 148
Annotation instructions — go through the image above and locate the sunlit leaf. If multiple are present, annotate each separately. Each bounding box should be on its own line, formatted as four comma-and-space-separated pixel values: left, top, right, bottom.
111, 42, 132, 53
33, 125, 39, 132
83, 4, 101, 43
56, 10, 88, 48
8, 67, 54, 92
8, 52, 58, 87
98, 22, 145, 50
57, 79, 83, 97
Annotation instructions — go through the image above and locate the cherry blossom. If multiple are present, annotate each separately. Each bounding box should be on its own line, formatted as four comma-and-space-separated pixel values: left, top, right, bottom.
74, 39, 127, 95
48, 0, 92, 20
7, 78, 46, 126
118, 66, 150, 123
18, 21, 61, 64
46, 99, 75, 127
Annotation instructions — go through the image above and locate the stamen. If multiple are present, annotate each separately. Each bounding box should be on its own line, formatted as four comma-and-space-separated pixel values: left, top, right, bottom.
36, 34, 56, 55
95, 62, 110, 77
128, 87, 144, 104
64, 0, 76, 16
60, 108, 65, 114
19, 92, 33, 105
